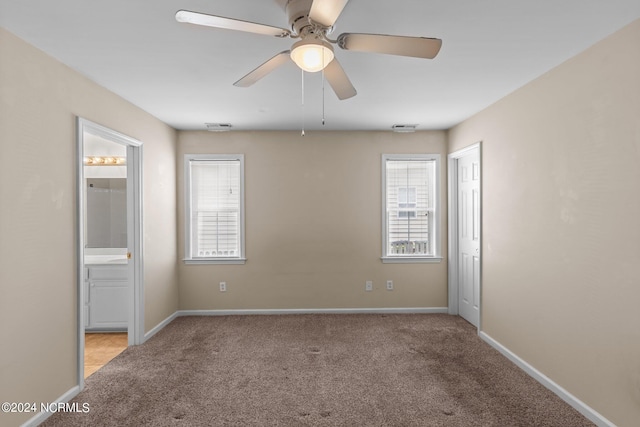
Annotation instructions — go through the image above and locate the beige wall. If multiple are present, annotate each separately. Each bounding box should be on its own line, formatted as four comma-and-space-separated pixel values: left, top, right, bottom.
0, 28, 178, 426
177, 131, 448, 310
4, 12, 637, 426
449, 19, 640, 426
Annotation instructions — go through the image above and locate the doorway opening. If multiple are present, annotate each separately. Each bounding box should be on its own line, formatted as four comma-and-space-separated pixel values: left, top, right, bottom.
448, 143, 482, 329
76, 118, 143, 387
84, 332, 128, 378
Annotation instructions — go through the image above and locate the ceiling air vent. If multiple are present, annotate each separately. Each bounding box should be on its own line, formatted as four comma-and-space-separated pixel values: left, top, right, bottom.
392, 124, 418, 133
205, 123, 233, 132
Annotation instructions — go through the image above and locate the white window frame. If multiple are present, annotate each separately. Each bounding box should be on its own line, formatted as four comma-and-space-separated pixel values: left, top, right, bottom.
382, 154, 442, 263
184, 154, 246, 264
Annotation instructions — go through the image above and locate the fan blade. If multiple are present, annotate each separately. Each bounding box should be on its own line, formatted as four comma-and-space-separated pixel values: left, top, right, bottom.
338, 33, 442, 59
324, 58, 356, 100
176, 10, 291, 38
234, 51, 292, 87
309, 0, 349, 27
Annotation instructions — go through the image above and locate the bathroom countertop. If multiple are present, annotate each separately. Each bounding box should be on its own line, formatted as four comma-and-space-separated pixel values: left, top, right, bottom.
84, 255, 128, 265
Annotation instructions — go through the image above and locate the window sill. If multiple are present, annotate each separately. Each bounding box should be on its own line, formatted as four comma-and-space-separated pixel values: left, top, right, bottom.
183, 258, 246, 265
381, 256, 442, 264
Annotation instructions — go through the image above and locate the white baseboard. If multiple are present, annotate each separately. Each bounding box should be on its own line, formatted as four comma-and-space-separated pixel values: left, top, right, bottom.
145, 308, 447, 340
177, 307, 449, 316
479, 332, 614, 427
20, 385, 81, 427
143, 311, 179, 343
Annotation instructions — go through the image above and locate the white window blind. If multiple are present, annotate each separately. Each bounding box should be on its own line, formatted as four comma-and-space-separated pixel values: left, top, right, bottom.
185, 155, 245, 263
383, 156, 438, 258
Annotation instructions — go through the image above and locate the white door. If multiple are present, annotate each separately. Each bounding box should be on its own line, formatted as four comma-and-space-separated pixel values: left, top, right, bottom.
457, 149, 480, 327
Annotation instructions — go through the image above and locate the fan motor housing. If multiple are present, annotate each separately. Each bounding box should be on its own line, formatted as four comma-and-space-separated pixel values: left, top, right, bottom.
286, 0, 315, 35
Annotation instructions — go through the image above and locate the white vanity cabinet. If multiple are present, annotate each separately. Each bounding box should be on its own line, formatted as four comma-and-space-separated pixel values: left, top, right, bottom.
84, 264, 128, 331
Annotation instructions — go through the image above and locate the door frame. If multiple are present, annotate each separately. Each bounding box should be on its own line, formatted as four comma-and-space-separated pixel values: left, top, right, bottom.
447, 142, 482, 331
76, 117, 144, 389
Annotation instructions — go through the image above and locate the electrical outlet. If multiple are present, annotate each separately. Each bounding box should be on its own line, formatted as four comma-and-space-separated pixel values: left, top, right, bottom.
386, 280, 394, 291
365, 280, 373, 292
219, 281, 227, 292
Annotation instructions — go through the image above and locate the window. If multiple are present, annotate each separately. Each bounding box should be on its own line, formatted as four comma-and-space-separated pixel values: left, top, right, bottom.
397, 187, 417, 218
184, 154, 245, 264
382, 154, 441, 262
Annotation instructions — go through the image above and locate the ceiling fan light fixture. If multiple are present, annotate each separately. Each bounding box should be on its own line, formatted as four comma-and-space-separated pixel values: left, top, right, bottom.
290, 38, 334, 73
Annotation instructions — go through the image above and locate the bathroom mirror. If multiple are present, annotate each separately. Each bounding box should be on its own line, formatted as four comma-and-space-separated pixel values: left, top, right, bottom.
85, 178, 127, 248
83, 133, 127, 249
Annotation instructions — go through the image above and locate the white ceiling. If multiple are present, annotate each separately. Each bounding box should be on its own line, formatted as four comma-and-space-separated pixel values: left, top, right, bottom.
1, 1, 639, 131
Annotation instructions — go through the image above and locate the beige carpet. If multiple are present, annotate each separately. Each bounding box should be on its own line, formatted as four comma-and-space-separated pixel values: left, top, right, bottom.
43, 314, 593, 426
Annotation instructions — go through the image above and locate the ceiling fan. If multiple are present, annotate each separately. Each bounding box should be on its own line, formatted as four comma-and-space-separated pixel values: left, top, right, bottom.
175, 0, 442, 100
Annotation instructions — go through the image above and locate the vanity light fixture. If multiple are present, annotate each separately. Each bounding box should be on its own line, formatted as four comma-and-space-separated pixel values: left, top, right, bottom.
84, 156, 126, 166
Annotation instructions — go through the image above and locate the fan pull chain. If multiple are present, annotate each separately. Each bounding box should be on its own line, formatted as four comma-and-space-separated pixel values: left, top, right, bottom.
301, 69, 305, 137
321, 57, 326, 126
